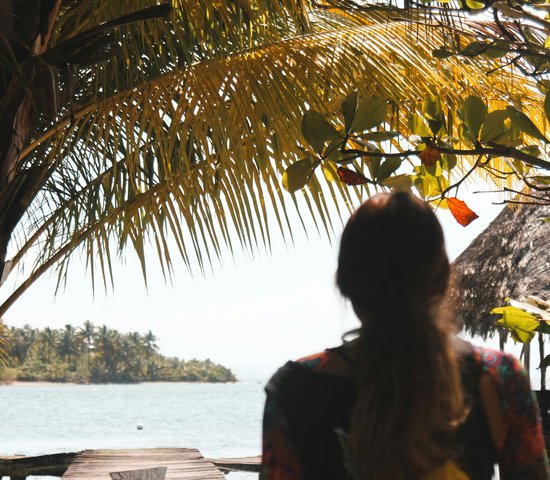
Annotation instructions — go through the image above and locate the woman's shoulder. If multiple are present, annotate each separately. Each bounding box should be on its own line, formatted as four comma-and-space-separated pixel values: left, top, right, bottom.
295, 343, 357, 378
295, 350, 335, 372
472, 346, 529, 385
473, 346, 523, 369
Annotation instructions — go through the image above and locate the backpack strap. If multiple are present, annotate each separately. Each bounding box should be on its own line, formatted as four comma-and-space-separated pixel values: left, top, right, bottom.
454, 338, 505, 454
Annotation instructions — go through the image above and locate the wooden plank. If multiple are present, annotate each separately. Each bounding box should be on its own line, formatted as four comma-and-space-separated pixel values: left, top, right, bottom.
0, 452, 77, 477
110, 466, 167, 480
62, 449, 224, 480
207, 456, 261, 473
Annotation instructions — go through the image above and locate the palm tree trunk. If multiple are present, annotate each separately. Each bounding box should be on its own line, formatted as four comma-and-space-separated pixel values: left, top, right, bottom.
0, 0, 61, 282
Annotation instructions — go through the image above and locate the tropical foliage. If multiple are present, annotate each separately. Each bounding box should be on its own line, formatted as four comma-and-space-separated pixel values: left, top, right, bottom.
492, 296, 550, 389
284, 89, 550, 226
2, 322, 236, 384
1, 0, 548, 321
282, 0, 550, 214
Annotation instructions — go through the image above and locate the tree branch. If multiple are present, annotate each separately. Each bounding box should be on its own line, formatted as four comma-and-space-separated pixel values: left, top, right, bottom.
342, 143, 550, 170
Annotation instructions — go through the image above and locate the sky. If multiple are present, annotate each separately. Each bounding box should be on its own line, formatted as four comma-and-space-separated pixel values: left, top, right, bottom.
0, 190, 508, 380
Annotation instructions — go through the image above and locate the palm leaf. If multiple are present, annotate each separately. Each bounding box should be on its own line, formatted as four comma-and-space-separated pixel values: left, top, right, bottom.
1, 4, 544, 314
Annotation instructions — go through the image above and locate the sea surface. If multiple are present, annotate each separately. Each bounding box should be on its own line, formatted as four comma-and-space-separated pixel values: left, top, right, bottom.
0, 381, 266, 480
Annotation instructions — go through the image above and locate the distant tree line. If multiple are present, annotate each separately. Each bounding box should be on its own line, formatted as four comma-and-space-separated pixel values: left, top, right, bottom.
2, 321, 236, 384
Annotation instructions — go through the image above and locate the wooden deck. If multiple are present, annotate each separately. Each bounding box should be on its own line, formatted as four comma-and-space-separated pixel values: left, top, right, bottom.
62, 449, 225, 480
0, 450, 261, 479
0, 452, 77, 479
207, 456, 260, 473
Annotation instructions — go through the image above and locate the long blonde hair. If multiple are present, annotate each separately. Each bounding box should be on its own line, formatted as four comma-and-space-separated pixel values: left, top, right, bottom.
336, 193, 466, 480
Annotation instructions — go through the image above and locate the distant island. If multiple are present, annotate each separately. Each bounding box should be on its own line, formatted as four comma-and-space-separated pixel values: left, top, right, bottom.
1, 322, 236, 384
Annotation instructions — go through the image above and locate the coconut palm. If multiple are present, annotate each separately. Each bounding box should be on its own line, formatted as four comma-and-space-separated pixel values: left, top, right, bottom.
78, 320, 96, 366
38, 326, 58, 363
0, 0, 543, 320
57, 324, 79, 368
144, 330, 158, 358
7, 324, 38, 365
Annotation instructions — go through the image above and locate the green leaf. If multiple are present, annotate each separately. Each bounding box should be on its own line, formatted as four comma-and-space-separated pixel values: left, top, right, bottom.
461, 41, 488, 57
377, 157, 402, 181
324, 136, 345, 161
479, 109, 509, 143
361, 131, 400, 142
301, 110, 339, 154
485, 41, 511, 58
321, 161, 339, 182
423, 95, 444, 136
341, 91, 358, 134
466, 0, 486, 8
539, 354, 550, 370
491, 306, 539, 343
506, 107, 548, 142
351, 96, 387, 133
441, 153, 457, 172
520, 145, 540, 157
282, 157, 317, 192
366, 157, 381, 179
423, 95, 443, 120
420, 172, 449, 199
462, 96, 487, 140
531, 175, 550, 184
424, 159, 443, 177
432, 47, 454, 59
408, 114, 432, 138
381, 174, 413, 191
540, 217, 550, 223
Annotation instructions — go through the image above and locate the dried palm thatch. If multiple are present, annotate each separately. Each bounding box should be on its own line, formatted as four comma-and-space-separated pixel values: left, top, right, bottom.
451, 203, 550, 339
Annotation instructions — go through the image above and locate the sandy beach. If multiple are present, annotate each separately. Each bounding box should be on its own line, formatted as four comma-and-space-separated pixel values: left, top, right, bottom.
0, 380, 80, 386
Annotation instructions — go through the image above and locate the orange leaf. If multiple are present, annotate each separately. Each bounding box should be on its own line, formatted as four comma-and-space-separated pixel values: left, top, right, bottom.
419, 147, 441, 167
447, 197, 479, 226
337, 167, 369, 185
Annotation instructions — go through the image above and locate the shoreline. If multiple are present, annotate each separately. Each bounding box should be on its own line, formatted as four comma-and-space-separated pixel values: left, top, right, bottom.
1, 380, 240, 387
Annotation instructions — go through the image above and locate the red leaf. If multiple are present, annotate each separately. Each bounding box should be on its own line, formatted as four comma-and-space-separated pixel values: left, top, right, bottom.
419, 147, 441, 167
337, 167, 369, 185
447, 197, 479, 226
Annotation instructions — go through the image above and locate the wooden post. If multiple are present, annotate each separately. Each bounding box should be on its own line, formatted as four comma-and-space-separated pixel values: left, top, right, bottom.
524, 342, 531, 380
540, 332, 546, 391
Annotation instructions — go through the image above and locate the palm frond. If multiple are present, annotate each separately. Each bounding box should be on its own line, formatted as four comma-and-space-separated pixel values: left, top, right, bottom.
2, 0, 546, 315
2, 20, 539, 314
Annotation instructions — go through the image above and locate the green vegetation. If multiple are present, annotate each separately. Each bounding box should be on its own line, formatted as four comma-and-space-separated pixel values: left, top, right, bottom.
492, 297, 550, 389
284, 91, 550, 227
2, 321, 236, 384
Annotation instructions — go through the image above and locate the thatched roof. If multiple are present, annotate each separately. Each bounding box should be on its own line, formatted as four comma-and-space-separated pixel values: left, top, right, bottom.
451, 202, 550, 339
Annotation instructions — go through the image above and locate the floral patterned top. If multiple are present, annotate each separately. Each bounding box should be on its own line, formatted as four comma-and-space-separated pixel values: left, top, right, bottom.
260, 346, 549, 480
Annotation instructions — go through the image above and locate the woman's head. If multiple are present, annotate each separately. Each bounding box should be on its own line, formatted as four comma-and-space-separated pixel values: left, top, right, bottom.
336, 192, 450, 321
338, 193, 464, 480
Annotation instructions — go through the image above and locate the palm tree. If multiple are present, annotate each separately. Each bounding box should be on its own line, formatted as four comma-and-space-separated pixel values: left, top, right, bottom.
94, 324, 120, 376
0, 1, 543, 319
144, 330, 158, 358
78, 320, 95, 367
57, 324, 78, 369
38, 327, 57, 363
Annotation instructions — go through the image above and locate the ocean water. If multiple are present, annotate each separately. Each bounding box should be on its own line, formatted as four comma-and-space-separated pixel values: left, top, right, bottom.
0, 381, 266, 480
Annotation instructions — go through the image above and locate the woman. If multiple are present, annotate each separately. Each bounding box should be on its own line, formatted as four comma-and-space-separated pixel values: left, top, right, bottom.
261, 192, 548, 480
